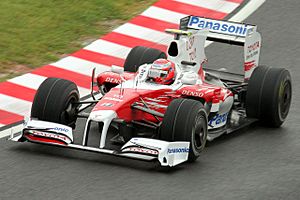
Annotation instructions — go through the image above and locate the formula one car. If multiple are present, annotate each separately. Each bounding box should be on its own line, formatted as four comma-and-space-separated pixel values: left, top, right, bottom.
11, 16, 292, 167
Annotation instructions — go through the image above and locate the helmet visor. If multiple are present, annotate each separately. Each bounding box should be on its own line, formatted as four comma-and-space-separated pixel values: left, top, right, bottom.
148, 68, 168, 78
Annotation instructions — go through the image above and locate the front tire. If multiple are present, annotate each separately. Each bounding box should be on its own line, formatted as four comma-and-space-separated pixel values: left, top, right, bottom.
160, 99, 208, 162
246, 66, 292, 127
31, 78, 79, 128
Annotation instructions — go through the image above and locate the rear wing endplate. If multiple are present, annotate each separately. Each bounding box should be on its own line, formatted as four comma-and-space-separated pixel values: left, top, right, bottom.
180, 16, 261, 80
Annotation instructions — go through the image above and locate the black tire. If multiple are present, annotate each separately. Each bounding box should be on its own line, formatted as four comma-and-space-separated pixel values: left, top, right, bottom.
246, 66, 292, 127
160, 98, 208, 162
31, 78, 80, 128
123, 46, 166, 72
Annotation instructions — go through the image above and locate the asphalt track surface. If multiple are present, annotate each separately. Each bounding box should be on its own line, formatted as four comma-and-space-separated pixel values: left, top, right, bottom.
1, 1, 300, 199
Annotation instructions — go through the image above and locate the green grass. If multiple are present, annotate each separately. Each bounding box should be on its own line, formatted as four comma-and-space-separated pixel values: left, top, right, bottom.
0, 0, 156, 82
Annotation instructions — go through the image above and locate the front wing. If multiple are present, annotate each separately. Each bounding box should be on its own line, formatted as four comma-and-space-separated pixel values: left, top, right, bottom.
10, 119, 190, 167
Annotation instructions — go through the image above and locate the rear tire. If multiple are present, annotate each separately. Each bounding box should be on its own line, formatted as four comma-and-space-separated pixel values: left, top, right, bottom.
160, 98, 208, 162
31, 78, 80, 128
246, 66, 292, 127
123, 46, 166, 72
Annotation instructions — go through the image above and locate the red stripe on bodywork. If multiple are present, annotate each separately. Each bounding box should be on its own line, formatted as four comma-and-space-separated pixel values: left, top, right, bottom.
244, 61, 255, 71
0, 110, 24, 125
154, 0, 227, 19
25, 134, 66, 145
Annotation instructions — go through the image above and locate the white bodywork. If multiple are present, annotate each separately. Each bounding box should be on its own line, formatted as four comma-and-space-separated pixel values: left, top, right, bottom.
244, 29, 261, 79
83, 110, 117, 148
166, 29, 209, 74
12, 119, 73, 144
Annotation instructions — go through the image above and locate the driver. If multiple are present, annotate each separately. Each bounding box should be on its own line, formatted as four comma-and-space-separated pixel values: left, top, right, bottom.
147, 59, 175, 85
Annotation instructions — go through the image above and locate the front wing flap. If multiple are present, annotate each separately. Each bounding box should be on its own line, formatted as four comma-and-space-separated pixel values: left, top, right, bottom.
121, 138, 190, 167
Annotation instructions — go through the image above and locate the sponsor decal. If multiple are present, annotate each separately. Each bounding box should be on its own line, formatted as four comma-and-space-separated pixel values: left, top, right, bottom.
137, 64, 148, 81
101, 103, 114, 107
247, 41, 260, 53
50, 127, 69, 133
138, 67, 147, 80
246, 41, 260, 60
182, 90, 204, 97
105, 77, 121, 84
167, 147, 189, 154
188, 16, 249, 37
244, 61, 255, 71
31, 131, 69, 143
124, 147, 158, 155
186, 35, 197, 61
208, 113, 229, 127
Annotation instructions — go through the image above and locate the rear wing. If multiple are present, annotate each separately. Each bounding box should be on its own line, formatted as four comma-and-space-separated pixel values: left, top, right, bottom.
179, 16, 261, 80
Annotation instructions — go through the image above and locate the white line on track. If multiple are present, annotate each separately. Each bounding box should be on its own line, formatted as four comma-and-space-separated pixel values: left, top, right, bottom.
113, 23, 172, 45
84, 39, 131, 59
0, 124, 23, 139
174, 0, 239, 14
229, 0, 266, 22
51, 56, 111, 76
0, 94, 31, 117
8, 73, 47, 90
141, 6, 185, 24
8, 73, 91, 97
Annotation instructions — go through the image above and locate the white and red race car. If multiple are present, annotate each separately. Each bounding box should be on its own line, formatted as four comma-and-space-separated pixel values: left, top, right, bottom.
11, 16, 292, 167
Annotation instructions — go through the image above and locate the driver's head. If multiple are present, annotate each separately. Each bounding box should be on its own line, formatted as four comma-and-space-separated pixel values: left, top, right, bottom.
148, 59, 175, 85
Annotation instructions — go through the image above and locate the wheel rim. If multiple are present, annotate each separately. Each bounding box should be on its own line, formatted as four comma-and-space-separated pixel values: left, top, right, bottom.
99, 85, 108, 95
61, 95, 78, 126
278, 80, 292, 120
193, 114, 207, 150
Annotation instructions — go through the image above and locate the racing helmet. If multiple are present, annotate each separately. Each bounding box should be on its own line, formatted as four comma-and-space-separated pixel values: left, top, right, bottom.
148, 59, 175, 85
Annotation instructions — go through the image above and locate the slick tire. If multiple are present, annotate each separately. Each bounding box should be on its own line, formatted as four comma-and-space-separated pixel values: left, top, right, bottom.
31, 78, 80, 128
246, 66, 292, 127
160, 98, 208, 162
123, 46, 166, 72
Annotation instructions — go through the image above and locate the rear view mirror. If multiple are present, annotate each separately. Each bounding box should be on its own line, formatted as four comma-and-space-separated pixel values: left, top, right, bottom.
181, 72, 198, 85
111, 65, 124, 74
